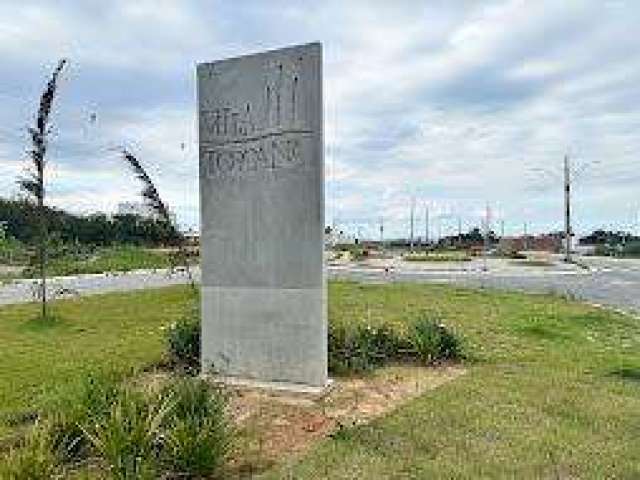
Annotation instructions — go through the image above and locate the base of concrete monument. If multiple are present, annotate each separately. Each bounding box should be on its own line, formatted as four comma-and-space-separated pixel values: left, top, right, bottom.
203, 374, 334, 397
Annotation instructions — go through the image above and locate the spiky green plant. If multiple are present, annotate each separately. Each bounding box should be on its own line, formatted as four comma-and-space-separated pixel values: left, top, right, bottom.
160, 377, 231, 477
18, 58, 67, 319
121, 148, 195, 290
82, 388, 172, 480
0, 422, 59, 479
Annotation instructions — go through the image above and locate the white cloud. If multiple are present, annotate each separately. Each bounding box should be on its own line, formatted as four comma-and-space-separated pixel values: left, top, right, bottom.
0, 0, 638, 237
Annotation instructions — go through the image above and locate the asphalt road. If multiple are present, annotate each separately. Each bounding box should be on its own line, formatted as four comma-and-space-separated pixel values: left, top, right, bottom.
329, 257, 640, 314
0, 257, 638, 315
0, 269, 196, 306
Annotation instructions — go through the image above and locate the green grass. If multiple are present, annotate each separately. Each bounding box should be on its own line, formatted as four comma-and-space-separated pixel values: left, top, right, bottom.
1, 282, 640, 478
31, 246, 173, 278
0, 286, 191, 438
267, 282, 640, 478
0, 238, 30, 266
510, 259, 555, 267
403, 251, 471, 262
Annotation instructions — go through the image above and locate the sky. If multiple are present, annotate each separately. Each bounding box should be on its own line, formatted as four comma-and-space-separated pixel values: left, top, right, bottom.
0, 0, 638, 239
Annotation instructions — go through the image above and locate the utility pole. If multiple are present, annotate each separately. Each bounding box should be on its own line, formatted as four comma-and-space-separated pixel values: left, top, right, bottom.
457, 217, 463, 248
523, 221, 528, 251
425, 205, 429, 249
379, 216, 384, 248
500, 219, 505, 238
564, 154, 572, 262
483, 203, 491, 271
409, 196, 415, 252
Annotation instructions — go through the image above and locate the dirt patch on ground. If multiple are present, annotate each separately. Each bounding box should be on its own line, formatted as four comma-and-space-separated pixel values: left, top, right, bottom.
226, 363, 466, 476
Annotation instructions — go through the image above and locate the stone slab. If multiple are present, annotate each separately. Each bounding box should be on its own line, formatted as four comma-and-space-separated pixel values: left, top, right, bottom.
198, 42, 327, 388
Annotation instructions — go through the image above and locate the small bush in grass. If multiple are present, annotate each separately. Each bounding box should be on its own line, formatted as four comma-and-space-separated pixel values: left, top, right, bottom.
166, 304, 200, 373
408, 314, 462, 364
83, 387, 170, 480
329, 322, 408, 374
0, 423, 58, 479
45, 371, 121, 460
160, 377, 232, 478
73, 376, 232, 479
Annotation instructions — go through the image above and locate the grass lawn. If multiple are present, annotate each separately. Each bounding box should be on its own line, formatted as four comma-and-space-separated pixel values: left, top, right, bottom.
0, 286, 191, 439
1, 282, 639, 478
510, 259, 555, 267
31, 245, 174, 278
272, 283, 640, 479
403, 251, 471, 262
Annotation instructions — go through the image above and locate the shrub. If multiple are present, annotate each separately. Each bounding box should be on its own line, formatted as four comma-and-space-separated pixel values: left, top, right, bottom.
0, 423, 58, 479
622, 241, 640, 257
83, 387, 170, 480
2, 374, 232, 479
329, 322, 407, 374
166, 304, 200, 373
334, 244, 367, 261
45, 371, 122, 460
160, 377, 232, 478
408, 314, 462, 363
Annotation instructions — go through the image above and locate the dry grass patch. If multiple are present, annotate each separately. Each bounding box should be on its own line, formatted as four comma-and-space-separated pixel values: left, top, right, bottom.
226, 363, 465, 476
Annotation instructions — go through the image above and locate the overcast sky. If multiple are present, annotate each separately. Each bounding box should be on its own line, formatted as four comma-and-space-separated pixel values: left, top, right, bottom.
0, 0, 638, 238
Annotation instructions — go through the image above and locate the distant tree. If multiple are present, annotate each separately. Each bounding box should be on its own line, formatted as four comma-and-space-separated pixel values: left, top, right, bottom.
17, 59, 67, 319
0, 197, 183, 247
579, 230, 637, 246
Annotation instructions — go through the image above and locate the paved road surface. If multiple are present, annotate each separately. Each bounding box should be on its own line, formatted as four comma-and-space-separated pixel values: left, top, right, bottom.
0, 257, 638, 315
0, 269, 196, 306
330, 257, 640, 314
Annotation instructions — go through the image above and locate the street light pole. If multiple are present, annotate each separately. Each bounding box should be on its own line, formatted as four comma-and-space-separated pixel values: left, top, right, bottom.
409, 196, 415, 252
425, 205, 429, 249
564, 154, 572, 262
483, 203, 491, 272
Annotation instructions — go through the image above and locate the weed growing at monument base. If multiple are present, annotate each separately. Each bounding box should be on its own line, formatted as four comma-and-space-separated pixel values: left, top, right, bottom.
328, 313, 463, 374
84, 387, 165, 480
328, 322, 406, 373
164, 300, 463, 377
160, 377, 232, 477
166, 303, 201, 373
408, 313, 463, 363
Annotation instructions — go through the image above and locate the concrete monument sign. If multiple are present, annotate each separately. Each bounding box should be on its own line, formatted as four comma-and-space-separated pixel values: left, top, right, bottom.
198, 43, 327, 388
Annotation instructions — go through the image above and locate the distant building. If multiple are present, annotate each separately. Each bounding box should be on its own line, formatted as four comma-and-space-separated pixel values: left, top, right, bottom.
324, 227, 354, 247
574, 244, 596, 255
184, 228, 200, 247
499, 234, 562, 253
116, 202, 177, 225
